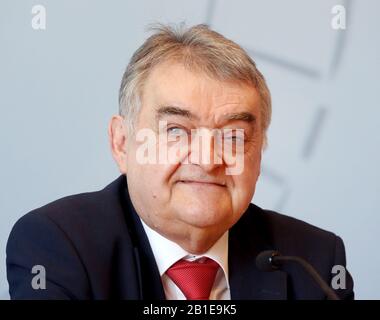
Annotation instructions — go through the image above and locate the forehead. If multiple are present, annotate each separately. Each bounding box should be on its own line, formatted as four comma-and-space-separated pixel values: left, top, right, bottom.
141, 61, 261, 119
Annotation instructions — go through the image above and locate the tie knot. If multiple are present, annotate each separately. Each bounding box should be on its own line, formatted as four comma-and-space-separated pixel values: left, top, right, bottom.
166, 257, 220, 300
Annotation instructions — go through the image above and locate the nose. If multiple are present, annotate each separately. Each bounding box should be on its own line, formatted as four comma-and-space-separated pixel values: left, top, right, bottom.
188, 128, 223, 172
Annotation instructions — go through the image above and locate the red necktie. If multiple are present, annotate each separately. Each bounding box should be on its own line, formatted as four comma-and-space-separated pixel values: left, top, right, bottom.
166, 257, 219, 300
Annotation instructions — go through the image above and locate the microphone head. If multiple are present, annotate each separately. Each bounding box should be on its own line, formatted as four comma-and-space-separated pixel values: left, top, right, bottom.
256, 250, 281, 272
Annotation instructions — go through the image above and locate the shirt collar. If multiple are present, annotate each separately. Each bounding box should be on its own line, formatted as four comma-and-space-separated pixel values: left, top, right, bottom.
140, 218, 229, 286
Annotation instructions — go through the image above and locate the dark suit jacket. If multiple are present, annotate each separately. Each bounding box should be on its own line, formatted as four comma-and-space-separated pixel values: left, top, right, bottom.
6, 175, 354, 300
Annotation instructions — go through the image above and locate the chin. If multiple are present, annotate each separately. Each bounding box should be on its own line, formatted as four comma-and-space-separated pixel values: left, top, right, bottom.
178, 205, 231, 229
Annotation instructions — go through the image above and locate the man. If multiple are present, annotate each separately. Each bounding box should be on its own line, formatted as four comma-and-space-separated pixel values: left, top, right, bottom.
6, 24, 354, 300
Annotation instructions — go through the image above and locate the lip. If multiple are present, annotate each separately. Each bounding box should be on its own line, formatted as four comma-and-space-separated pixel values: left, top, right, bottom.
177, 180, 226, 187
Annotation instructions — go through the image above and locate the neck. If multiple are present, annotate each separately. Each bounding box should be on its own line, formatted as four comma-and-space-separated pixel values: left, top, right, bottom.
151, 221, 227, 255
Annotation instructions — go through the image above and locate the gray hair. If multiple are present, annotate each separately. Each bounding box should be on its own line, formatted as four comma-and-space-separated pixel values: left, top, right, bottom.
119, 23, 271, 143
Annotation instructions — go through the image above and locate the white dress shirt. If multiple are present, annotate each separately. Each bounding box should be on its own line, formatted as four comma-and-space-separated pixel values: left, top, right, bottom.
140, 219, 231, 300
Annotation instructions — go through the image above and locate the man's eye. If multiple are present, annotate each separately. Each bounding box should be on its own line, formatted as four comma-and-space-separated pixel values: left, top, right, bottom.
224, 135, 244, 142
167, 127, 186, 135
223, 129, 246, 143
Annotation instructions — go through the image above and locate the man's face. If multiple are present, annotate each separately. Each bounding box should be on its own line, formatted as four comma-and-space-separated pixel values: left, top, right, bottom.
123, 61, 263, 251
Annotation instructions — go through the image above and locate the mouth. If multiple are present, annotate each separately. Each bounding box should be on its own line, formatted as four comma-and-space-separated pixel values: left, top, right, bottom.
177, 180, 226, 187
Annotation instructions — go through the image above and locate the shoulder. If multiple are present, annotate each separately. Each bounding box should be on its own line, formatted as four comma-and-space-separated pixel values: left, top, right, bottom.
25, 175, 126, 226
6, 175, 139, 299
7, 175, 131, 259
235, 203, 342, 261
237, 204, 354, 300
241, 203, 336, 239
262, 207, 337, 244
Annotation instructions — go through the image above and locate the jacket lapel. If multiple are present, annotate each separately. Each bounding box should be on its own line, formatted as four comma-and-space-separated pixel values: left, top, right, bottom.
228, 204, 288, 300
120, 178, 166, 300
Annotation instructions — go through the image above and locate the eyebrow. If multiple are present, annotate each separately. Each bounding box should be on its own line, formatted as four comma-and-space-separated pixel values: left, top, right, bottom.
155, 106, 198, 121
221, 112, 256, 123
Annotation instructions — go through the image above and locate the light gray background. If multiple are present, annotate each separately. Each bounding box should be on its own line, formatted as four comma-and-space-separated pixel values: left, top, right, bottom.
1, 0, 379, 299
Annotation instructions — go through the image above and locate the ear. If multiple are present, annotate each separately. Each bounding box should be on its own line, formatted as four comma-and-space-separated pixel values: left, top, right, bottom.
108, 115, 128, 174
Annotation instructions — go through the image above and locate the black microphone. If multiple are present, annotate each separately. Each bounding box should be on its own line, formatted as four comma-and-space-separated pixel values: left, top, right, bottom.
256, 250, 339, 300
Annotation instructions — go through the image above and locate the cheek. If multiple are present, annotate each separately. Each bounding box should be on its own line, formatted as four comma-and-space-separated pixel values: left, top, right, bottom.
244, 145, 262, 177
232, 175, 257, 204
126, 163, 177, 224
133, 164, 176, 191
230, 154, 261, 208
